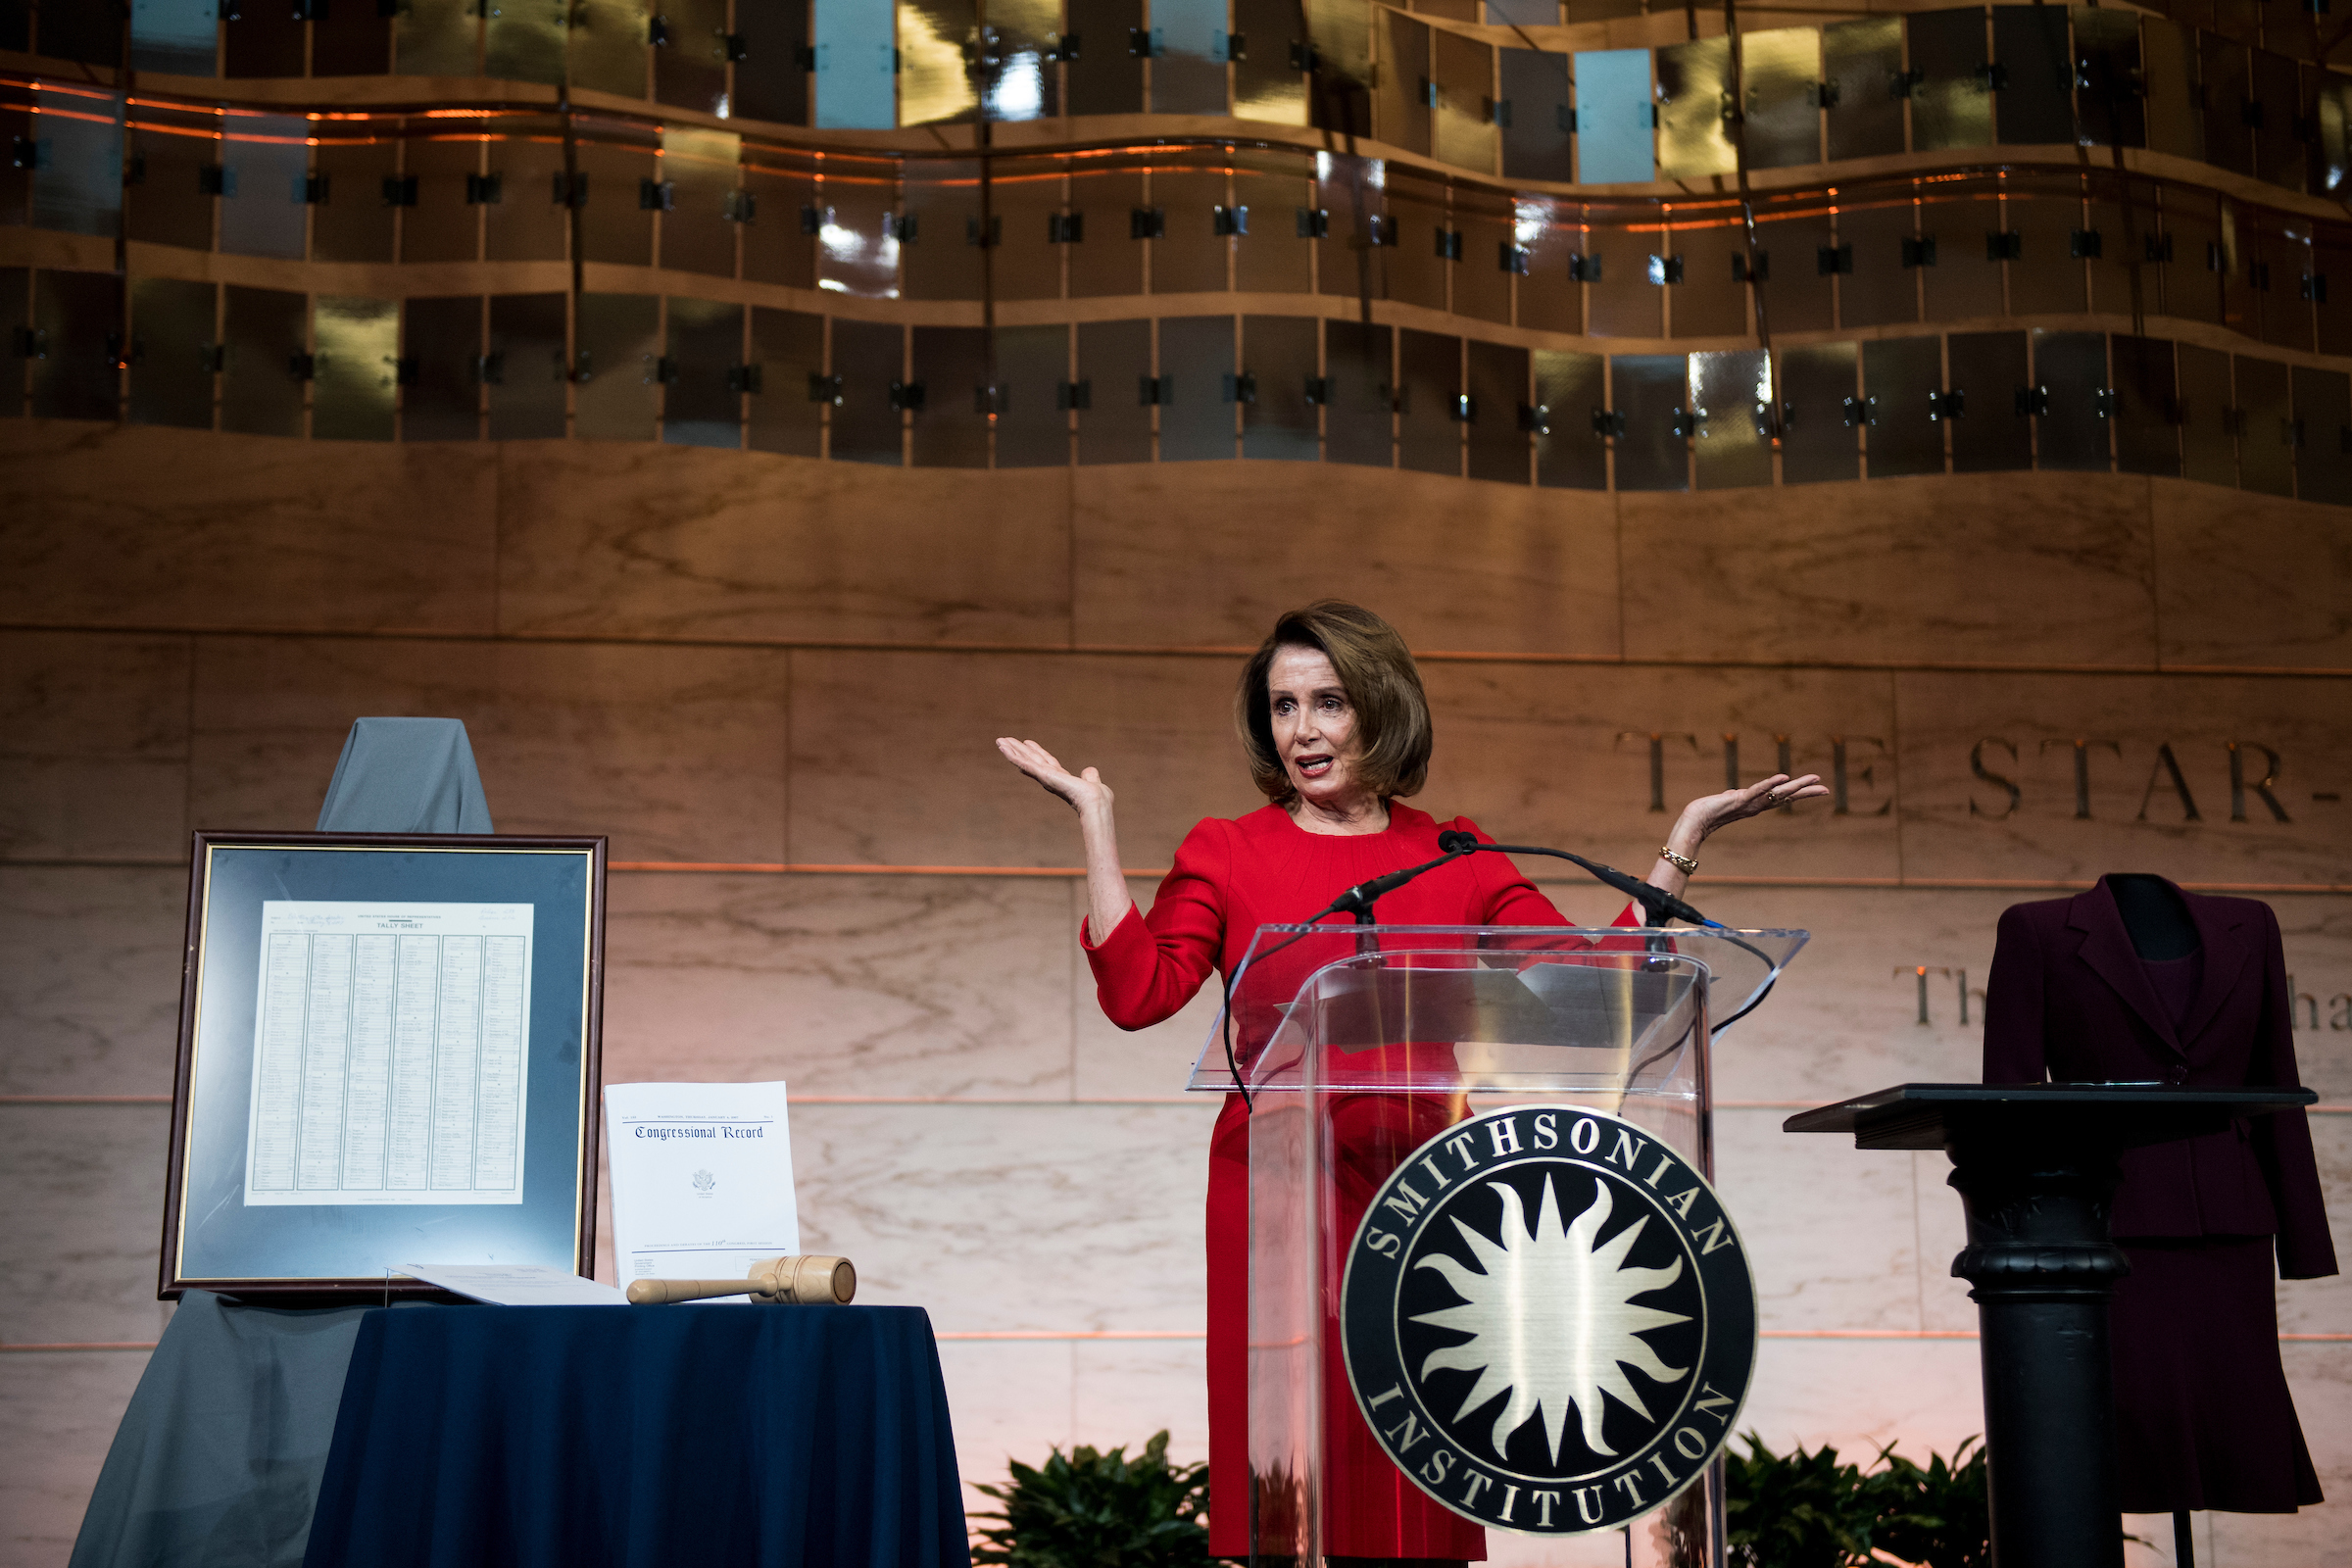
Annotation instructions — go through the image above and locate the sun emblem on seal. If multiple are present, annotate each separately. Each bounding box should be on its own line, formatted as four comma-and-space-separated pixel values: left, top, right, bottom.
1413, 1175, 1690, 1462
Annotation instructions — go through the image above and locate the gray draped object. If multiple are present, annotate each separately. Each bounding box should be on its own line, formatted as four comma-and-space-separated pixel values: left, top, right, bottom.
72, 718, 493, 1567
315, 717, 494, 833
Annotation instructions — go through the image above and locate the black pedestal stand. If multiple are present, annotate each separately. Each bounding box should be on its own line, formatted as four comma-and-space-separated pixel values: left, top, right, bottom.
1786, 1084, 2315, 1568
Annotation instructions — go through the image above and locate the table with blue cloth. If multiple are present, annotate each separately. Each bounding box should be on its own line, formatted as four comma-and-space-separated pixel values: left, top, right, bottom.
301, 1303, 968, 1568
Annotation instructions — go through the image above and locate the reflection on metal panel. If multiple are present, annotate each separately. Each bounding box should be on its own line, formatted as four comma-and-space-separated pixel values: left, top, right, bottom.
2290, 365, 2352, 504
2031, 329, 2109, 471
2084, 176, 2157, 318
402, 294, 482, 442
1666, 200, 1747, 339
571, 0, 651, 97
2232, 354, 2292, 496
129, 275, 216, 430
395, 0, 480, 77
220, 284, 307, 438
1945, 329, 2032, 472
314, 140, 398, 263
908, 323, 990, 466
2158, 191, 2222, 324
902, 158, 983, 301
484, 123, 570, 263
816, 155, 902, 298
2073, 9, 2142, 148
2142, 22, 2203, 165
748, 306, 825, 458
1433, 28, 1495, 174
1069, 158, 1146, 298
662, 126, 742, 278
2200, 38, 2253, 177
1740, 28, 1820, 171
2005, 176, 2086, 316
1234, 149, 1312, 296
314, 6, 391, 74
1307, 0, 1372, 97
1235, 0, 1308, 125
313, 295, 399, 443
1382, 168, 1447, 311
1532, 348, 1604, 489
815, 0, 897, 129
2320, 74, 2352, 198
31, 86, 124, 238
1918, 179, 2003, 320
1241, 316, 1318, 462
486, 4, 567, 85
220, 114, 309, 259
572, 292, 661, 443
1836, 193, 1918, 329
1377, 12, 1432, 157
736, 0, 812, 125
402, 135, 484, 266
487, 293, 568, 441
2248, 51, 2304, 195
1451, 181, 1513, 326
1753, 198, 1834, 332
223, 7, 303, 77
1656, 38, 1733, 180
982, 0, 1062, 122
132, 0, 218, 75
575, 137, 658, 267
743, 151, 818, 287
1151, 149, 1231, 296
1822, 18, 1902, 163
1498, 49, 1574, 182
1152, 0, 1229, 117
900, 0, 980, 125
1396, 327, 1459, 476
1464, 338, 1527, 483
1075, 317, 1152, 465
1315, 153, 1382, 298
2177, 341, 2234, 486
994, 156, 1065, 303
1573, 50, 1652, 184
0, 107, 25, 228
1691, 348, 1770, 489
826, 317, 904, 464
1908, 9, 1993, 152
1609, 354, 1689, 492
1584, 202, 1660, 337
1778, 340, 1858, 483
1859, 336, 1941, 477
1990, 7, 2073, 146
2251, 209, 2313, 353
2317, 228, 2352, 357
663, 296, 744, 450
1323, 318, 1392, 468
657, 0, 731, 116
993, 322, 1070, 467
1066, 0, 1145, 116
2111, 335, 2180, 477
126, 108, 218, 251
30, 270, 120, 422
1517, 198, 1581, 334
1157, 315, 1237, 462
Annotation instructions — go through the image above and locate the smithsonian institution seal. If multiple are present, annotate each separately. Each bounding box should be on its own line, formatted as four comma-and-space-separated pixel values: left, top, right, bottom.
1340, 1105, 1757, 1534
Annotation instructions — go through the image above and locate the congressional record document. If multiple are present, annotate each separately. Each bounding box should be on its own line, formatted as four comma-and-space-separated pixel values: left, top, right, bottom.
605, 1081, 800, 1298
243, 901, 534, 1207
397, 1263, 628, 1306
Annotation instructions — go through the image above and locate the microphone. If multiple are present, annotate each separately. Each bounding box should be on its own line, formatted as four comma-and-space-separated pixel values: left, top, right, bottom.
1327, 854, 1468, 917
1436, 830, 1718, 928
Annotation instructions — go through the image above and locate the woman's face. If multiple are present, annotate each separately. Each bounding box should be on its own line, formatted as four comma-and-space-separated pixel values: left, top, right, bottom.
1267, 645, 1367, 808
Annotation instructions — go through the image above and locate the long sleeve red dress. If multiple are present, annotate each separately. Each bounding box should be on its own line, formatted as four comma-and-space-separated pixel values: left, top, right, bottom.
1082, 801, 1632, 1559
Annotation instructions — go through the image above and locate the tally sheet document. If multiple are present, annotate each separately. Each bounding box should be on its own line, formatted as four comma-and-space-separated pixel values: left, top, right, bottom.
245, 901, 534, 1206
606, 1081, 799, 1295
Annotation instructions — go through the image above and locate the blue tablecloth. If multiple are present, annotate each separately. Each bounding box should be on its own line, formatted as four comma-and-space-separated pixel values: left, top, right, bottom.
301, 1304, 968, 1568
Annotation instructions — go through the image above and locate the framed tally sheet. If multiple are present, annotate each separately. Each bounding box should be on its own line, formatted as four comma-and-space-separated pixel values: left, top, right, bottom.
161, 833, 607, 1299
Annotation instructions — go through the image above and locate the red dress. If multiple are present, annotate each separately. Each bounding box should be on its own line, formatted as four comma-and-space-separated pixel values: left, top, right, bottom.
1083, 802, 1624, 1558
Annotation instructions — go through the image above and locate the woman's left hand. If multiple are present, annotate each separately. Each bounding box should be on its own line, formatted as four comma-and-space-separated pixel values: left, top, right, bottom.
1678, 772, 1831, 842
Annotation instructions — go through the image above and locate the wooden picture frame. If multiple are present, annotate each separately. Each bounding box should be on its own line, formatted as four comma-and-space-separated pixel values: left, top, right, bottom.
160, 831, 607, 1301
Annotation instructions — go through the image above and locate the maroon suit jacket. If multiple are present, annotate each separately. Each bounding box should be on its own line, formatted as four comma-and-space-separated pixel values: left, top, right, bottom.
1983, 877, 2337, 1279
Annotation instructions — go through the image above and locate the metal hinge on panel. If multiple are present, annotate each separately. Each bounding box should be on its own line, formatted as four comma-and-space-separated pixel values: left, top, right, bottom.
795, 44, 817, 71
724, 33, 748, 63
648, 16, 669, 45
1987, 230, 2023, 261
1901, 236, 1936, 268
201, 164, 235, 196
1290, 41, 1319, 72
728, 364, 762, 394
1567, 253, 1600, 282
1733, 251, 1769, 282
885, 212, 916, 241
1367, 215, 1397, 247
2016, 384, 2050, 416
1807, 79, 1840, 109
289, 350, 317, 380
1556, 105, 1577, 132
466, 172, 502, 205
1297, 207, 1329, 239
1840, 395, 1865, 427
887, 379, 924, 412
10, 326, 46, 359
2304, 272, 2328, 303
1928, 389, 1965, 420
808, 372, 843, 404
1491, 97, 1510, 127
1138, 374, 1165, 405
382, 173, 418, 206
1975, 63, 2009, 92
1519, 402, 1549, 434
1213, 206, 1249, 237
2095, 388, 2119, 417
1131, 206, 1164, 239
1499, 242, 1529, 274
1048, 213, 1082, 242
2070, 228, 2103, 260
975, 383, 1007, 414
1592, 408, 1626, 437
966, 215, 1002, 246
392, 356, 418, 386
302, 172, 330, 204
1646, 254, 1684, 284
1890, 68, 1924, 99
472, 352, 505, 385
1450, 394, 1475, 422
1303, 376, 1331, 405
640, 179, 675, 211
800, 203, 827, 234
1670, 406, 1695, 437
199, 344, 225, 372
1128, 27, 1159, 58
2250, 260, 2272, 290
2221, 406, 2247, 436
1818, 243, 1853, 275
1437, 227, 1463, 261
2282, 416, 2305, 447
554, 172, 588, 208
1047, 34, 1079, 64
652, 356, 679, 385
1418, 77, 1437, 108
1056, 378, 1091, 411
2145, 233, 2174, 263
724, 189, 756, 222
1222, 371, 1256, 405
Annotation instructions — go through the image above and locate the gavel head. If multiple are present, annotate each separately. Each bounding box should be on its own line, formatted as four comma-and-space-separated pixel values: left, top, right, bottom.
748, 1254, 857, 1304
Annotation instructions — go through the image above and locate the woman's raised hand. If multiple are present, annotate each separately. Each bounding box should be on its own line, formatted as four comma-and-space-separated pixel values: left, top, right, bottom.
1680, 771, 1831, 838
996, 737, 1114, 816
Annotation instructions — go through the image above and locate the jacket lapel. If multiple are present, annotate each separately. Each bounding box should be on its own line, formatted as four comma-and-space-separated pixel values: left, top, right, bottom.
2176, 891, 2251, 1052
2068, 882, 2181, 1055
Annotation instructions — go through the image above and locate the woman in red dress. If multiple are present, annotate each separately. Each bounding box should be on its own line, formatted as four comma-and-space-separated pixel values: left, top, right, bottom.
997, 602, 1822, 1563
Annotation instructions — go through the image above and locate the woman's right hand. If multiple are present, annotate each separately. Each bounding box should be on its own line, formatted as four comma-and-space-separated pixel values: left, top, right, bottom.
996, 737, 1113, 816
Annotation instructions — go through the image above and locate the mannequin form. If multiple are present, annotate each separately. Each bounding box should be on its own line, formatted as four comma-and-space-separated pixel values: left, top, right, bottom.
2107, 873, 2198, 962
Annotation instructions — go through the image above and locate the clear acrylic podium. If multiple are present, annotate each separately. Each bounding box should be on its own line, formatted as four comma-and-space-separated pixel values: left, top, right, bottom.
1189, 923, 1807, 1568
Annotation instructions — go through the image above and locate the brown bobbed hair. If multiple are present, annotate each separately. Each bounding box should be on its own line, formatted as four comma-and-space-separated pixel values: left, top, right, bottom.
1236, 601, 1433, 805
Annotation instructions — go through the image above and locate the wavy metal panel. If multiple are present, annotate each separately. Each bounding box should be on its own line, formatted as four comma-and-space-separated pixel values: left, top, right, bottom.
1465, 338, 1528, 483
2290, 364, 2352, 503
1945, 329, 2031, 472
2111, 335, 2180, 477
487, 292, 568, 441
1656, 37, 1734, 180
220, 284, 307, 438
2029, 328, 2108, 470
742, 147, 817, 288
1531, 348, 1604, 490
484, 122, 570, 264
400, 294, 482, 442
1918, 176, 2004, 321
1323, 318, 1392, 468
1148, 146, 1231, 297
132, 0, 217, 75
827, 317, 905, 465
486, 3, 566, 85
2232, 353, 2292, 495
223, 6, 303, 77
2142, 21, 2203, 165
1379, 166, 1447, 312
1990, 6, 2073, 145
1234, 147, 1313, 297
1822, 17, 1902, 162
2199, 37, 2253, 177
2177, 341, 2234, 485
1835, 190, 1918, 329
313, 294, 399, 442
1666, 199, 1748, 339
1234, 0, 1307, 126
1376, 11, 1431, 157
908, 323, 990, 466
814, 154, 902, 298
1396, 326, 1460, 475
1751, 195, 1834, 333
1858, 335, 1942, 477
1241, 315, 1319, 462
815, 0, 898, 129
2072, 9, 2142, 148
992, 155, 1065, 303
659, 126, 741, 279
1498, 48, 1574, 182
30, 86, 124, 238
1740, 27, 1820, 171
992, 322, 1071, 467
735, 0, 811, 125
2249, 49, 2305, 194
662, 295, 743, 449
1691, 348, 1771, 489
572, 292, 661, 442
1152, 0, 1229, 116
399, 133, 483, 266
128, 275, 216, 429
28, 269, 119, 421
1451, 178, 1513, 326
1156, 314, 1238, 461
395, 0, 480, 77
1066, 0, 1145, 116
657, 0, 731, 115
2157, 190, 2223, 324
314, 7, 392, 75
901, 158, 983, 301
899, 0, 979, 125
2004, 174, 2087, 317
1068, 155, 1147, 298
1583, 200, 1661, 337
747, 306, 825, 457
1908, 9, 1993, 152
1515, 197, 1581, 334
1609, 353, 1689, 492
1433, 27, 1495, 173
1074, 317, 1152, 465
125, 107, 218, 251
1778, 340, 1859, 483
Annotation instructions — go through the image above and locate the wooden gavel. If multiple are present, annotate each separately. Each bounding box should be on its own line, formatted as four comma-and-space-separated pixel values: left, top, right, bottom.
624, 1254, 857, 1306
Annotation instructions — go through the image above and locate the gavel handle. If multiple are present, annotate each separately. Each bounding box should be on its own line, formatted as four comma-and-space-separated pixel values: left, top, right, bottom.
626, 1278, 761, 1305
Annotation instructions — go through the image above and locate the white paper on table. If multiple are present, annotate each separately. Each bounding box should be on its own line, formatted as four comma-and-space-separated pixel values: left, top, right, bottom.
398, 1262, 628, 1306
604, 1081, 799, 1302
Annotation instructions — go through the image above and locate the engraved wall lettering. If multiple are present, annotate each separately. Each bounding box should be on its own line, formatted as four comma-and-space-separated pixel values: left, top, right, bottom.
2227, 742, 2292, 823
1969, 737, 2021, 819
2134, 742, 2202, 822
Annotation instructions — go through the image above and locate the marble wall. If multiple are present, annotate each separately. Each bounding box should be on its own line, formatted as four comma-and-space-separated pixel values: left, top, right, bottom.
3, 421, 2349, 1567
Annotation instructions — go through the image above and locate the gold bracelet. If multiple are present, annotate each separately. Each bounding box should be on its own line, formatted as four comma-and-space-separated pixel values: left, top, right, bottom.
1659, 846, 1698, 875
